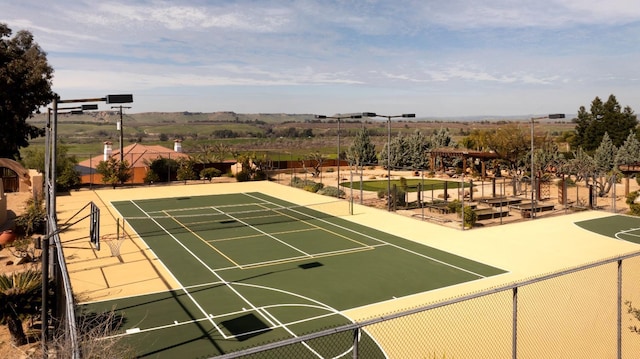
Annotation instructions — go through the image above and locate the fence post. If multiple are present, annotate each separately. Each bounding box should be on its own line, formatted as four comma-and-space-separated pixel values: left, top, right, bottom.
618, 260, 622, 359
352, 327, 359, 358
512, 287, 518, 359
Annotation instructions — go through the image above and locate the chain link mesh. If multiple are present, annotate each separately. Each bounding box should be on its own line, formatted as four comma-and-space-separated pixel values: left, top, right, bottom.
215, 252, 640, 359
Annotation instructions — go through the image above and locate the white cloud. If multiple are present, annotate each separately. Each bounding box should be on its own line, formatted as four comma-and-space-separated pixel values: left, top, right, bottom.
4, 0, 640, 116
66, 1, 292, 33
417, 0, 640, 29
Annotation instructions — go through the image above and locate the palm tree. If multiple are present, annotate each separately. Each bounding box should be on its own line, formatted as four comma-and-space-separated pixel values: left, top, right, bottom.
0, 270, 43, 346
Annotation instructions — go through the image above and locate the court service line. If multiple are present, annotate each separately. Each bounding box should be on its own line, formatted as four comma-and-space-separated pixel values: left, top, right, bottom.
164, 210, 242, 268
253, 203, 376, 250
236, 244, 383, 271
243, 193, 487, 279
208, 227, 317, 243
209, 206, 313, 259
130, 200, 262, 338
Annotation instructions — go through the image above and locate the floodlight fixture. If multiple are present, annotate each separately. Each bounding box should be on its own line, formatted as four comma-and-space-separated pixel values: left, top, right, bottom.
106, 94, 133, 104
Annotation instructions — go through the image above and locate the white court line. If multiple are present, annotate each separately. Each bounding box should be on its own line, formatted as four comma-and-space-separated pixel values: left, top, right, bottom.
209, 205, 313, 260
217, 243, 386, 272
243, 192, 487, 279
129, 200, 316, 338
615, 227, 640, 240
114, 199, 388, 358
129, 200, 230, 338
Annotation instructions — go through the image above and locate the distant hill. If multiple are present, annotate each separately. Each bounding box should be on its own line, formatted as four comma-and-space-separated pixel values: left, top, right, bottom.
28, 111, 575, 125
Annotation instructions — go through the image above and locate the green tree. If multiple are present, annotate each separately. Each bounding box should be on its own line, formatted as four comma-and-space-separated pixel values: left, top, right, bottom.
236, 152, 269, 181
347, 127, 377, 167
191, 143, 232, 163
380, 133, 408, 170
481, 124, 530, 177
96, 158, 132, 188
406, 131, 431, 169
431, 127, 455, 148
562, 147, 596, 184
305, 151, 325, 177
616, 131, 640, 166
592, 132, 617, 196
21, 145, 81, 191
533, 134, 566, 177
0, 270, 44, 346
0, 24, 55, 160
571, 95, 638, 151
147, 157, 178, 182
176, 158, 198, 183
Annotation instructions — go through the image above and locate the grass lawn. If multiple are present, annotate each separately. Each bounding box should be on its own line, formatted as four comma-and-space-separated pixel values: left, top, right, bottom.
340, 178, 467, 192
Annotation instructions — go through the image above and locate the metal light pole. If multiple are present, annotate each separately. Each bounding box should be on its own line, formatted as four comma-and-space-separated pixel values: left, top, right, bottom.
315, 114, 362, 197
530, 113, 565, 219
43, 94, 132, 358
363, 112, 416, 211
112, 105, 132, 163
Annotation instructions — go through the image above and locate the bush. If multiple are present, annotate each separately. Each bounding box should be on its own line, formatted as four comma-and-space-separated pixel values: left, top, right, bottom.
253, 170, 268, 181
290, 176, 317, 189
377, 188, 406, 207
14, 197, 46, 237
461, 205, 478, 228
143, 170, 160, 184
235, 170, 252, 182
200, 167, 222, 181
317, 186, 345, 198
447, 200, 461, 214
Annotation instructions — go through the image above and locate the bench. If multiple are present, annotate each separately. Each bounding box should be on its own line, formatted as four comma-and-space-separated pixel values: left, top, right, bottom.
474, 208, 510, 220
510, 203, 555, 217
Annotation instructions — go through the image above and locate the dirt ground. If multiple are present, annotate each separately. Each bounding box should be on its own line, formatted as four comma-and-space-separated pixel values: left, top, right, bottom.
0, 191, 42, 358
273, 167, 639, 228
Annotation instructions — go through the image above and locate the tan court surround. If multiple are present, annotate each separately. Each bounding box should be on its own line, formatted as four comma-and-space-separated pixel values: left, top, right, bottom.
56, 181, 640, 356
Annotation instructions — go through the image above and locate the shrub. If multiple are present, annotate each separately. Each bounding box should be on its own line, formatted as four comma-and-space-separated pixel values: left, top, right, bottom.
290, 176, 317, 189
200, 167, 222, 181
235, 170, 251, 182
377, 188, 406, 207
303, 182, 324, 193
143, 170, 160, 185
14, 197, 46, 237
447, 200, 461, 214
461, 206, 478, 228
317, 186, 345, 198
399, 177, 408, 190
253, 170, 268, 181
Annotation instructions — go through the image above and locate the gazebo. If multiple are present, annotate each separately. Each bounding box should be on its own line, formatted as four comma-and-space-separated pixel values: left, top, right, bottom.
428, 148, 499, 178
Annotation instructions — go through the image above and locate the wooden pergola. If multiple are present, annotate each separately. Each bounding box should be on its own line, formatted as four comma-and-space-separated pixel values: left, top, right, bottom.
429, 148, 499, 178
618, 163, 640, 195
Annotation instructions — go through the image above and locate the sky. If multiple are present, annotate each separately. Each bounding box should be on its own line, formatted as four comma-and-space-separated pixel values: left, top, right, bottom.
2, 0, 640, 118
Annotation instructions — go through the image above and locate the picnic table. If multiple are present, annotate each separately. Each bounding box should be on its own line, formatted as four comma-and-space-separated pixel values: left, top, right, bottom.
509, 202, 555, 217
424, 202, 451, 214
479, 197, 522, 207
473, 207, 510, 220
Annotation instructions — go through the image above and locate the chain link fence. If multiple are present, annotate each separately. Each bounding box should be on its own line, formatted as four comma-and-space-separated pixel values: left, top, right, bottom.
212, 251, 640, 359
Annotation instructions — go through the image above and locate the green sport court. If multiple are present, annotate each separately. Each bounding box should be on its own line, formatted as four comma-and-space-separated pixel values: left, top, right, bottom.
79, 191, 506, 358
